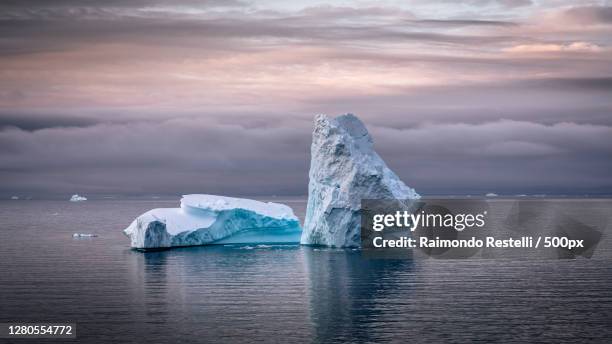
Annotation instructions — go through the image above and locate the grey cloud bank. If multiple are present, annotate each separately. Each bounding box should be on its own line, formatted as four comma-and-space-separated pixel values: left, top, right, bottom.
1, 114, 611, 197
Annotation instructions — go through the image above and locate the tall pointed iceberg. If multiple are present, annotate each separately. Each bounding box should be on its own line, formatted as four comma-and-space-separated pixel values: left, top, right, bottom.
301, 114, 419, 248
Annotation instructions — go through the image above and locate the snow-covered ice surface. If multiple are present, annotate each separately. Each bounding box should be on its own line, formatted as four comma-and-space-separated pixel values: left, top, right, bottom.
69, 194, 87, 202
301, 114, 420, 248
123, 194, 302, 249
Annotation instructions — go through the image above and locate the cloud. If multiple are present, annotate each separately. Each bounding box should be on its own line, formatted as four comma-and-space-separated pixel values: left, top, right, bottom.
410, 0, 532, 9
0, 118, 312, 196
370, 120, 612, 194
0, 0, 247, 9
0, 1, 610, 196
0, 116, 611, 196
504, 42, 603, 54
414, 19, 517, 27
0, 9, 519, 49
0, 112, 101, 131
478, 141, 562, 156
373, 120, 612, 157
560, 6, 612, 26
301, 77, 612, 130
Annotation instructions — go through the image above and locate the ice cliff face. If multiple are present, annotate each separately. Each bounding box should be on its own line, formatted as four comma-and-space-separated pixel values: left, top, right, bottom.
300, 114, 420, 248
124, 194, 302, 249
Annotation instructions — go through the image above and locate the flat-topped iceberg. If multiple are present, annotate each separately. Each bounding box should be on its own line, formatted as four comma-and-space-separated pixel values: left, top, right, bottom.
301, 114, 420, 248
124, 194, 302, 249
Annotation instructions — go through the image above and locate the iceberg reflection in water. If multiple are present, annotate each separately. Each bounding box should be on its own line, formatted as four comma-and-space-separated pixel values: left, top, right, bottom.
131, 245, 415, 343
303, 249, 415, 343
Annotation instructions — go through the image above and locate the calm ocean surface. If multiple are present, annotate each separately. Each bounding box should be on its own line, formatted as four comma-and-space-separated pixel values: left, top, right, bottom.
0, 198, 611, 343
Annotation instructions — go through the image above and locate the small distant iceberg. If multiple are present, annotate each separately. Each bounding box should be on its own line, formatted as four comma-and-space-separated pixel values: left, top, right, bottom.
10, 196, 19, 200
69, 194, 87, 202
123, 194, 302, 250
73, 233, 97, 238
485, 193, 499, 197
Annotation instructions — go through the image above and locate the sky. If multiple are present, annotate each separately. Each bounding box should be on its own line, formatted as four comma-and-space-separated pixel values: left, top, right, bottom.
0, 0, 611, 197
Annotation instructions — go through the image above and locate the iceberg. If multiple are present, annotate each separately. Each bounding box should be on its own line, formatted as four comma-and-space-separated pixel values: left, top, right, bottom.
301, 114, 420, 248
485, 193, 498, 197
73, 233, 97, 238
123, 194, 302, 249
10, 196, 19, 200
70, 194, 87, 202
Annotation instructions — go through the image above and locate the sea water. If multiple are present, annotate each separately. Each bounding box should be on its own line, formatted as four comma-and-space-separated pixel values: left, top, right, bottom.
0, 198, 611, 343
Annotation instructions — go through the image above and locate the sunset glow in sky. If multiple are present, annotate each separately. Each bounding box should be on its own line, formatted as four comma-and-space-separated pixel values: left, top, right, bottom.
1, 0, 611, 197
